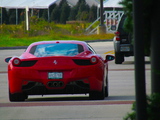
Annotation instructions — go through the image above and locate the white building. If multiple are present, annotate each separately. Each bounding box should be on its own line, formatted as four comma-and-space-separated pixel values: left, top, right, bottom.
56, 0, 99, 7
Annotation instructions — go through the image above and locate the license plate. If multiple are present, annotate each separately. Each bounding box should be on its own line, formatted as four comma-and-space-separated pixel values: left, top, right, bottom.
120, 46, 130, 52
48, 72, 63, 79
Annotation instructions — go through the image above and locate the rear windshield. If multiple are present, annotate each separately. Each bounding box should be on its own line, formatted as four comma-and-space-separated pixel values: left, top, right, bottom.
29, 43, 84, 57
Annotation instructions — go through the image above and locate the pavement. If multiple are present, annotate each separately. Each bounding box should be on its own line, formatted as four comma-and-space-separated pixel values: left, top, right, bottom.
0, 102, 133, 120
0, 40, 136, 120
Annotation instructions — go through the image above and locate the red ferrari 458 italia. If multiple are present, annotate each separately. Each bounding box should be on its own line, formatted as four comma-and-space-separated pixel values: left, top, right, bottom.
5, 40, 114, 101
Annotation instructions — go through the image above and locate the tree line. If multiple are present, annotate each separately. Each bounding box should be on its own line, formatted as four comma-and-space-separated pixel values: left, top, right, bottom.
0, 0, 98, 24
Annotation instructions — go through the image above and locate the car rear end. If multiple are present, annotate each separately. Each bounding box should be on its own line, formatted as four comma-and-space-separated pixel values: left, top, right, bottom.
113, 15, 133, 64
8, 55, 105, 96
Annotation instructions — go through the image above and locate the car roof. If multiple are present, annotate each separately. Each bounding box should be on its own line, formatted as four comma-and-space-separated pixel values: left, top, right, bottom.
31, 40, 86, 45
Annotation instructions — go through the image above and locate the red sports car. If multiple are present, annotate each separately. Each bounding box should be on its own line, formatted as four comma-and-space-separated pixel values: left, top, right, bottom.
5, 40, 114, 101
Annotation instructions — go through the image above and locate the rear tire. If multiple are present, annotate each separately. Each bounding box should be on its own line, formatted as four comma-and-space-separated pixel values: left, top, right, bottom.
115, 52, 124, 64
9, 91, 26, 102
89, 85, 105, 100
105, 86, 109, 97
105, 72, 109, 97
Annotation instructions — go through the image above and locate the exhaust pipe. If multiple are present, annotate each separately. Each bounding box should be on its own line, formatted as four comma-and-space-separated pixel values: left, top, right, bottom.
47, 81, 64, 87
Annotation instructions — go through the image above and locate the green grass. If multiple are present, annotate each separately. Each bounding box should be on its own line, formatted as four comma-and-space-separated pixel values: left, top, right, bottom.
0, 20, 114, 47
0, 34, 114, 47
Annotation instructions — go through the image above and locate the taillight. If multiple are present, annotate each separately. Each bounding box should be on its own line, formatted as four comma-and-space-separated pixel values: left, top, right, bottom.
114, 31, 120, 35
115, 36, 120, 41
114, 31, 120, 41
12, 58, 21, 66
90, 57, 98, 64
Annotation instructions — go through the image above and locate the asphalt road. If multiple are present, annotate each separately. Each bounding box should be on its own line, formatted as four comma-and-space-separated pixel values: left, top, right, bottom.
0, 41, 151, 120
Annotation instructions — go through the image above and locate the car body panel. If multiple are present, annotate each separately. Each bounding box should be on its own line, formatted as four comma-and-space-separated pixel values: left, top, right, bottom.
6, 40, 114, 101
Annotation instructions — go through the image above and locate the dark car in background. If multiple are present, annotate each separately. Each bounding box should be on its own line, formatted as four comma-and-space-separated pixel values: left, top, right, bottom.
113, 15, 133, 64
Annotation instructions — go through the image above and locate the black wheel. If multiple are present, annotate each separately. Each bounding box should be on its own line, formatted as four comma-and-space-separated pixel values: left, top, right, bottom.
9, 91, 26, 102
105, 73, 109, 97
105, 86, 108, 97
105, 82, 109, 97
89, 85, 105, 100
115, 52, 124, 64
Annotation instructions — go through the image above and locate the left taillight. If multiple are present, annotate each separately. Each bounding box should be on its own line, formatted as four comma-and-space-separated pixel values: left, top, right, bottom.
90, 56, 98, 64
12, 58, 21, 66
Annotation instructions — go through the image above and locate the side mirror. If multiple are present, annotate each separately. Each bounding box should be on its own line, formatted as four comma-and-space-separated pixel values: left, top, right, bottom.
105, 55, 115, 61
5, 57, 12, 63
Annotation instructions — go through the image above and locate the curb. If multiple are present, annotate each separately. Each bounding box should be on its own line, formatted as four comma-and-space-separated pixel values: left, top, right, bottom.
85, 39, 112, 43
0, 100, 134, 107
0, 46, 28, 50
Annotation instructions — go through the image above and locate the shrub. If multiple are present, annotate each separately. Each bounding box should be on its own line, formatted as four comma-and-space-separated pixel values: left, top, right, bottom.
123, 93, 160, 120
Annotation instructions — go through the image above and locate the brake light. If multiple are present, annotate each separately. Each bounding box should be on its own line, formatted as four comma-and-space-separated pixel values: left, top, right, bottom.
116, 36, 120, 41
114, 31, 120, 41
90, 56, 98, 64
114, 31, 120, 35
12, 58, 21, 66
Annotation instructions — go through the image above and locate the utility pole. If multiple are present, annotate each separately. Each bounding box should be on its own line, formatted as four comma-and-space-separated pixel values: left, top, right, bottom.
151, 1, 160, 94
133, 0, 147, 119
97, 0, 106, 34
100, 0, 104, 26
26, 6, 29, 31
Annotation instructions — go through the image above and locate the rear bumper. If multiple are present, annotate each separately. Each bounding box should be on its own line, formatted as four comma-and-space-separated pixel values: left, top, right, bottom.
114, 41, 133, 54
120, 44, 133, 52
113, 37, 133, 53
8, 64, 104, 95
22, 81, 90, 95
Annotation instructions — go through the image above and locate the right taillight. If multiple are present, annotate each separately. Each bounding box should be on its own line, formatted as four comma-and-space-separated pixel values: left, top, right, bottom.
114, 31, 120, 41
12, 58, 21, 66
115, 36, 120, 41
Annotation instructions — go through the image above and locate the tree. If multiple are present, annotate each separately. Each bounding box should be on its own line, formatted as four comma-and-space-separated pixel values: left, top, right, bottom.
69, 0, 98, 22
8, 9, 16, 24
88, 5, 97, 22
41, 10, 48, 21
1, 8, 9, 24
60, 2, 70, 24
59, 0, 68, 9
69, 6, 78, 20
69, 0, 88, 21
49, 4, 56, 17
51, 6, 60, 23
76, 0, 86, 8
76, 0, 90, 21
50, 0, 70, 23
119, 0, 133, 33
18, 9, 25, 23
59, 0, 68, 14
